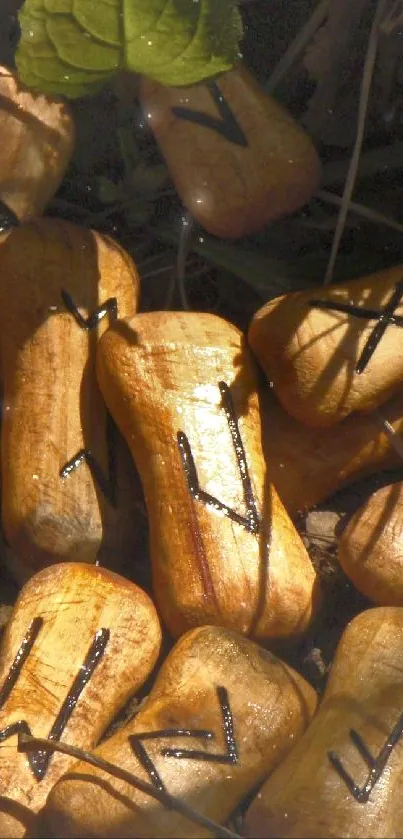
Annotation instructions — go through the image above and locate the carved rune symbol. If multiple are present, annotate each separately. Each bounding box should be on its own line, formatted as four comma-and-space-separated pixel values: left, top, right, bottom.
60, 289, 118, 329
177, 381, 260, 534
59, 413, 118, 507
59, 290, 118, 506
171, 81, 248, 147
328, 713, 403, 803
309, 278, 403, 374
130, 686, 238, 792
0, 619, 109, 780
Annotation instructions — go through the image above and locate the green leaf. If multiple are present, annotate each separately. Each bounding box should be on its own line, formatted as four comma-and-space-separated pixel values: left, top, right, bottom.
123, 0, 242, 85
72, 0, 122, 47
16, 0, 242, 98
16, 3, 116, 96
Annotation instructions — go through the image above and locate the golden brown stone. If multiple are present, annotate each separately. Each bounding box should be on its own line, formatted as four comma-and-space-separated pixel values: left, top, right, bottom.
140, 63, 321, 239
0, 219, 140, 571
96, 311, 320, 641
0, 562, 161, 837
45, 626, 317, 838
249, 266, 403, 426
339, 481, 403, 605
0, 66, 75, 221
261, 388, 403, 513
244, 607, 403, 838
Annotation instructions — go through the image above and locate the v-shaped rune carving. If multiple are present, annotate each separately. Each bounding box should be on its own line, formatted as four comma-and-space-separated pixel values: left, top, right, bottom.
130, 686, 238, 792
328, 713, 403, 803
171, 81, 248, 148
177, 381, 260, 534
309, 278, 403, 374
60, 414, 118, 507
60, 289, 118, 329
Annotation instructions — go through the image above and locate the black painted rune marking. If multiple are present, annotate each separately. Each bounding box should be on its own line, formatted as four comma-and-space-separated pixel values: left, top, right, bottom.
309, 278, 403, 374
0, 626, 109, 780
0, 199, 19, 233
171, 81, 248, 147
177, 381, 260, 534
59, 414, 117, 507
59, 290, 118, 505
328, 713, 403, 803
130, 686, 238, 792
0, 617, 42, 709
61, 289, 118, 330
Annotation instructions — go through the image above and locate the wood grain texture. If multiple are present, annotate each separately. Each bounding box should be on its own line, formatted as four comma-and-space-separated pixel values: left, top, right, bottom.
0, 219, 141, 572
244, 607, 403, 838
339, 481, 403, 605
0, 562, 161, 838
249, 265, 403, 427
96, 311, 320, 641
0, 66, 75, 221
261, 388, 403, 514
140, 63, 321, 239
45, 625, 317, 838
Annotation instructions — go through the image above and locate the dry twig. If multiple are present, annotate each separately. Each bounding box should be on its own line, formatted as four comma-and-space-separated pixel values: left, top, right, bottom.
17, 732, 241, 839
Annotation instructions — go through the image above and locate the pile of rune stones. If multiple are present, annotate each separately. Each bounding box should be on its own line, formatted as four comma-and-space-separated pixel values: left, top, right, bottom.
0, 59, 403, 839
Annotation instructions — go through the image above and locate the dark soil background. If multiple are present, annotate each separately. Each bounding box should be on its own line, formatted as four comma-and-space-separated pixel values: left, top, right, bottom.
1, 0, 403, 764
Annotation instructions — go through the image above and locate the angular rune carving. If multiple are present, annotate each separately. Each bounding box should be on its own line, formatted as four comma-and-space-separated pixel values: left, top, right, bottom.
0, 621, 109, 780
130, 686, 238, 792
59, 289, 119, 505
60, 289, 118, 330
309, 278, 403, 374
328, 713, 403, 803
171, 81, 248, 148
177, 381, 260, 534
59, 413, 117, 507
0, 617, 42, 709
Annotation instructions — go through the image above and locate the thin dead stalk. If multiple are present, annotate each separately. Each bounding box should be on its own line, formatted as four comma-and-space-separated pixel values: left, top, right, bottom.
17, 732, 241, 839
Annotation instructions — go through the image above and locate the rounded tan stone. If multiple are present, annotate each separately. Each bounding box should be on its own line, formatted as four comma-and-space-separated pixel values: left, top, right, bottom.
0, 65, 75, 221
260, 387, 403, 514
97, 311, 320, 642
140, 63, 321, 239
45, 625, 317, 838
0, 218, 141, 571
0, 562, 161, 838
249, 265, 403, 427
339, 481, 403, 605
244, 607, 403, 838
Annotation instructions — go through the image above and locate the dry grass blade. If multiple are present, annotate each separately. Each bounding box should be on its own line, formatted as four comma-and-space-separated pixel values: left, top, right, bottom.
380, 0, 403, 33
323, 0, 391, 284
177, 211, 194, 310
265, 0, 330, 93
302, 0, 371, 132
316, 188, 403, 236
322, 143, 403, 186
17, 733, 241, 839
163, 213, 195, 310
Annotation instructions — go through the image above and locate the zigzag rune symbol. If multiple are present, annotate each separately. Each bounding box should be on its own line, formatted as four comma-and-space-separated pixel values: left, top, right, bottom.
130, 686, 238, 792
